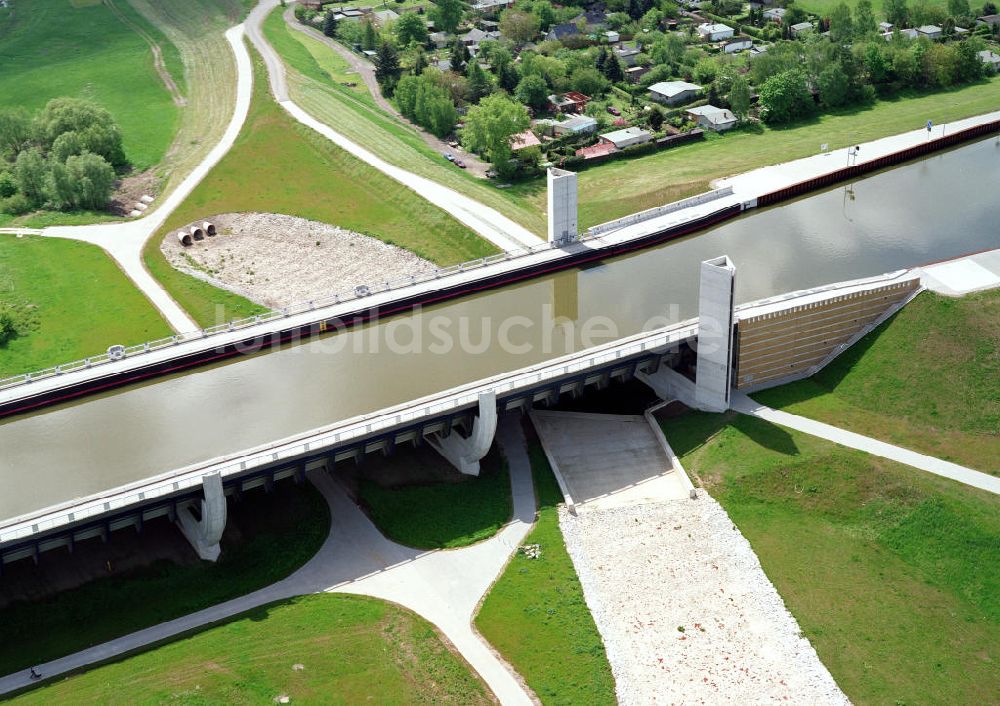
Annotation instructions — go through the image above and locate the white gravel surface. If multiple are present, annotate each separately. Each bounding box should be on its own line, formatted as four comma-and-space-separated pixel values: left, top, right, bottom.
559, 496, 851, 705
160, 212, 434, 308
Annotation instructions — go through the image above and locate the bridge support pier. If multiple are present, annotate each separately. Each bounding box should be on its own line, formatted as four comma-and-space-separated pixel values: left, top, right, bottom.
427, 391, 497, 476
177, 472, 227, 562
694, 256, 736, 413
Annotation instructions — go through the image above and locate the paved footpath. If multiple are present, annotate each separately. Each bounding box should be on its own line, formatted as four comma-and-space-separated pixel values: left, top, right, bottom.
731, 393, 1000, 496
0, 415, 537, 704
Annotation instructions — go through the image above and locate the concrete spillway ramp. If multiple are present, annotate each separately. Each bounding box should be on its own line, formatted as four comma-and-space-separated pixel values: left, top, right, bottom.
530, 410, 689, 511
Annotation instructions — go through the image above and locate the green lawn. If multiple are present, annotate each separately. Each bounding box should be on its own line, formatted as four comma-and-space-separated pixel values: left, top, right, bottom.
0, 481, 329, 676
0, 235, 170, 377
566, 77, 1000, 228
796, 0, 946, 17
663, 411, 1000, 705
754, 290, 1000, 473
10, 593, 492, 704
146, 43, 494, 328
358, 449, 513, 549
0, 0, 179, 170
476, 439, 616, 706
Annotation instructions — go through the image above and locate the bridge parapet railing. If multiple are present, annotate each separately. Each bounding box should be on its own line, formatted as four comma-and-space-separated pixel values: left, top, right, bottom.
0, 318, 698, 545
0, 182, 739, 393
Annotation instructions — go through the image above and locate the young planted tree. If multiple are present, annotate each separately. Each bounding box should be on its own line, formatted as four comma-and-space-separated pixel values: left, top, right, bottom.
375, 41, 402, 95
515, 74, 550, 109
323, 10, 338, 38
461, 94, 530, 177
451, 39, 471, 73
362, 20, 378, 50
728, 74, 751, 120
395, 12, 429, 46
432, 0, 463, 34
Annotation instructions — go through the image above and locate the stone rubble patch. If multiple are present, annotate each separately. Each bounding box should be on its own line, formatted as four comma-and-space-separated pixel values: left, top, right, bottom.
559, 496, 851, 705
160, 212, 434, 309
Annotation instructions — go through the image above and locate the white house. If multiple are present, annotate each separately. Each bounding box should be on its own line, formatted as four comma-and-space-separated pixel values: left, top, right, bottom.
598, 126, 654, 149
723, 37, 753, 53
916, 24, 942, 39
979, 49, 1000, 72
647, 80, 702, 105
696, 22, 735, 41
548, 114, 598, 136
686, 105, 738, 131
763, 7, 786, 21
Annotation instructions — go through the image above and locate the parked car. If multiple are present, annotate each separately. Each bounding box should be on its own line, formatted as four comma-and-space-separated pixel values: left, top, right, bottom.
444, 152, 455, 162
607, 105, 621, 116
454, 159, 467, 169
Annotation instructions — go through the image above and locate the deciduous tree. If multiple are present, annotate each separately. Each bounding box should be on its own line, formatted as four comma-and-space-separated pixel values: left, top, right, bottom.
460, 93, 530, 176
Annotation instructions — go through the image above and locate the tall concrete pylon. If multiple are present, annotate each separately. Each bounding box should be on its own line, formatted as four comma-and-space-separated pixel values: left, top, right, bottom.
427, 391, 498, 476
547, 167, 578, 245
694, 255, 736, 412
177, 472, 227, 561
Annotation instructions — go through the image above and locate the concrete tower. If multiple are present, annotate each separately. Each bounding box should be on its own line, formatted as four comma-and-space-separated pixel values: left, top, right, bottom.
694, 255, 736, 412
547, 167, 578, 245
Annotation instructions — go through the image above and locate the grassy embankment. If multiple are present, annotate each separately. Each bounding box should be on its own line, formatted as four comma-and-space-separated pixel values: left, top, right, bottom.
476, 439, 616, 705
9, 594, 492, 704
265, 7, 549, 236
145, 44, 493, 328
755, 289, 999, 473
0, 0, 180, 227
663, 410, 1000, 705
0, 235, 170, 377
357, 451, 513, 549
0, 482, 329, 676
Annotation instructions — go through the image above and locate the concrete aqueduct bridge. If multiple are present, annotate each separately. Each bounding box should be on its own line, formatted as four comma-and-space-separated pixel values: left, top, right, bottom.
3, 109, 998, 421
0, 260, 922, 569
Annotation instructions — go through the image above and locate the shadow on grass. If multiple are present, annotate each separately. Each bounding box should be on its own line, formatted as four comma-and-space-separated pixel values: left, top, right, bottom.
731, 413, 800, 457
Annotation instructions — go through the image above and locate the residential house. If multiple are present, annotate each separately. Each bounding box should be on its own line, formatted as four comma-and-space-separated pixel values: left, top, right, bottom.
548, 91, 590, 113
461, 27, 488, 47
372, 9, 399, 25
763, 7, 786, 22
723, 37, 752, 53
472, 0, 514, 14
975, 14, 1000, 27
547, 114, 599, 135
546, 23, 581, 41
790, 21, 813, 36
697, 22, 735, 41
624, 65, 651, 83
686, 105, 738, 131
575, 141, 619, 159
511, 130, 542, 151
647, 80, 702, 106
599, 126, 654, 149
979, 49, 1000, 72
878, 21, 893, 31
614, 45, 643, 66
605, 30, 621, 43
916, 24, 942, 39
572, 8, 608, 32
430, 31, 451, 48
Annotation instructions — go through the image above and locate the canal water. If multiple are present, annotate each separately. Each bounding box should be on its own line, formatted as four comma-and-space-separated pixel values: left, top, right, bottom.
2, 136, 999, 521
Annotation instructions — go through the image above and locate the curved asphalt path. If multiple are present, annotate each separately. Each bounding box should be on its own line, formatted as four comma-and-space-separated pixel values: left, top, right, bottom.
245, 0, 539, 253
0, 415, 538, 704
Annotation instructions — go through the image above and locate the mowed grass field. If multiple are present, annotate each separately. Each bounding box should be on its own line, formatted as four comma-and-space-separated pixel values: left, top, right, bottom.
797, 0, 947, 16
663, 411, 1000, 705
0, 0, 179, 169
146, 45, 494, 328
0, 235, 170, 377
9, 594, 493, 705
755, 289, 1000, 473
476, 438, 616, 705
